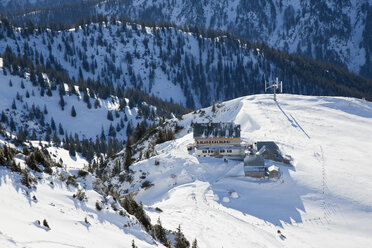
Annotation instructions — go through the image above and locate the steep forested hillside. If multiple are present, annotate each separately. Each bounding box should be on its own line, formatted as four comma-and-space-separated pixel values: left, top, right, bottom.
1, 17, 371, 110
0, 50, 187, 164
2, 0, 371, 78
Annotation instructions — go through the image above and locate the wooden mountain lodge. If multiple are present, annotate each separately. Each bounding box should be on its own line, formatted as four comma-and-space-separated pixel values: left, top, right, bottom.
193, 122, 245, 158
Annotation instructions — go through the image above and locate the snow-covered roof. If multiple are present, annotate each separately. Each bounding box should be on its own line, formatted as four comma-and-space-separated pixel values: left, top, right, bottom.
256, 141, 279, 153
267, 165, 279, 172
244, 154, 265, 167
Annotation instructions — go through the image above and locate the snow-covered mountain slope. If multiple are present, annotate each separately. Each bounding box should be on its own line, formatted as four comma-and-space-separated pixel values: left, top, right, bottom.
0, 144, 161, 248
0, 56, 184, 162
0, 71, 126, 139
0, 65, 146, 146
4, 0, 371, 78
1, 20, 371, 108
95, 0, 372, 79
107, 94, 372, 247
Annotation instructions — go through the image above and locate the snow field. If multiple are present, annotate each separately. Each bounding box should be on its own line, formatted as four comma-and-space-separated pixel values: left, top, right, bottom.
119, 94, 372, 248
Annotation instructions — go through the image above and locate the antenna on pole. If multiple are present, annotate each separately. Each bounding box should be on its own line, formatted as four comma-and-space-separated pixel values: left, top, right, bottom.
264, 77, 283, 101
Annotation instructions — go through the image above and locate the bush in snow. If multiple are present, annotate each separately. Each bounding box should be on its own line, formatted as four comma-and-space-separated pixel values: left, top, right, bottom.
25, 148, 55, 173
43, 219, 50, 229
0, 145, 16, 167
77, 170, 89, 177
95, 201, 103, 211
73, 190, 86, 201
121, 195, 151, 232
66, 176, 78, 187
22, 146, 30, 155
21, 169, 35, 188
141, 180, 152, 189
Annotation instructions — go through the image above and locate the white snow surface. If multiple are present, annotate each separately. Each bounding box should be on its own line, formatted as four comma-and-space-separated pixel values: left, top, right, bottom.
0, 146, 159, 248
1, 93, 372, 247
112, 94, 372, 247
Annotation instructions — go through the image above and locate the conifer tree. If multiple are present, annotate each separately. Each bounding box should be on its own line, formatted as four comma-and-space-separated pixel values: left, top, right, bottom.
59, 93, 65, 110
51, 117, 56, 130
71, 105, 77, 117
9, 117, 16, 132
192, 239, 198, 248
131, 240, 137, 248
53, 132, 60, 144
46, 88, 52, 97
45, 130, 51, 143
58, 123, 64, 135
124, 138, 132, 171
174, 225, 190, 248
69, 144, 76, 157
107, 111, 113, 121
44, 104, 48, 114
1, 111, 8, 123
108, 123, 116, 136
11, 99, 16, 110
154, 217, 168, 244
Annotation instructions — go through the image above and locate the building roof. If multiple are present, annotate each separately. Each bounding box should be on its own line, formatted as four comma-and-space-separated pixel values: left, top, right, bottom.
244, 154, 265, 167
256, 141, 279, 153
193, 122, 241, 139
267, 165, 279, 172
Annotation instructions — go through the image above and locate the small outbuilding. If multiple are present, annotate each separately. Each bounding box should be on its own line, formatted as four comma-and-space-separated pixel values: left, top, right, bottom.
244, 154, 265, 178
255, 141, 279, 158
255, 141, 291, 164
266, 165, 280, 178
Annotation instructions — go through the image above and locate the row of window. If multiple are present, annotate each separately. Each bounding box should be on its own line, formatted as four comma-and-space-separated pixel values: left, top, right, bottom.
201, 149, 233, 153
197, 140, 230, 144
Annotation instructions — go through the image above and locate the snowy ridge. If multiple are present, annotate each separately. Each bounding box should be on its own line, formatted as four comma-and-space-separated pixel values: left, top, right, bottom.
96, 0, 371, 77
106, 94, 372, 247
1, 20, 371, 109
2, 1, 371, 78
